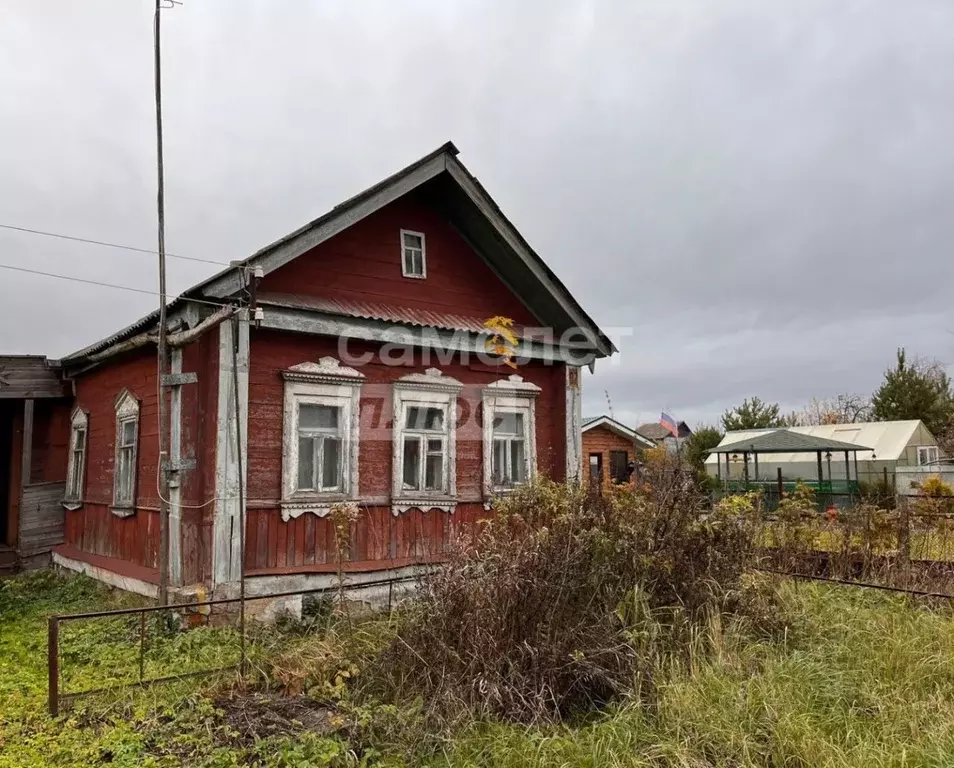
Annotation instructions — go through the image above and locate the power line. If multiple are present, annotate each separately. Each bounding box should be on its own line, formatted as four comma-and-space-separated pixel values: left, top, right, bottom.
0, 223, 229, 267
0, 261, 224, 308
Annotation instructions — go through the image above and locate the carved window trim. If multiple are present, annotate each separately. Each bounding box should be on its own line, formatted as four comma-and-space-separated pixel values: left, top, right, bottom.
63, 406, 89, 509
111, 389, 140, 517
281, 357, 364, 521
482, 374, 541, 498
391, 368, 462, 516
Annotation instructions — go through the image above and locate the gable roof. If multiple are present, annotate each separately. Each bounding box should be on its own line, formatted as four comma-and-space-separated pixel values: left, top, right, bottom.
583, 415, 656, 448
65, 142, 614, 364
705, 421, 928, 464
711, 429, 871, 455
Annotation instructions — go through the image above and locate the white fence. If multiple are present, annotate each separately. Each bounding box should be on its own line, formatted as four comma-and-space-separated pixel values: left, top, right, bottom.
895, 466, 954, 496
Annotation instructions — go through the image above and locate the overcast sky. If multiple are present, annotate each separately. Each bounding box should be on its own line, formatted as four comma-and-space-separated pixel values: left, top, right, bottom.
2, 0, 953, 427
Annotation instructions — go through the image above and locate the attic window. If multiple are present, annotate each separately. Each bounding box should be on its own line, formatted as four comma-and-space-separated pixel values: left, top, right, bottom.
401, 230, 426, 278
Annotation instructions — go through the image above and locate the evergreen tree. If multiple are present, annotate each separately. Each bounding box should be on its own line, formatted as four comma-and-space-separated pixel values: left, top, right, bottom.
684, 424, 724, 476
871, 348, 954, 436
722, 397, 794, 431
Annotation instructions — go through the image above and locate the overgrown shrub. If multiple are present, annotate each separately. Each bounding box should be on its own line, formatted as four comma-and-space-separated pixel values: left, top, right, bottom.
372, 460, 776, 725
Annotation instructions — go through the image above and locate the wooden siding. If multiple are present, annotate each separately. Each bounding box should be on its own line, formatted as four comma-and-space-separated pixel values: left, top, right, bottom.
258, 189, 538, 326
19, 482, 65, 566
30, 399, 71, 484
243, 328, 566, 573
582, 425, 636, 485
0, 356, 69, 399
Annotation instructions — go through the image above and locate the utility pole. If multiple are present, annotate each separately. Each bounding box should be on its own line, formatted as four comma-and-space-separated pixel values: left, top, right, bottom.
154, 0, 170, 606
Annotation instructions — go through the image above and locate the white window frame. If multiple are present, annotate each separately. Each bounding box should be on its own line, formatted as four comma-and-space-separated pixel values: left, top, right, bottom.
400, 229, 427, 279
281, 357, 364, 521
482, 374, 541, 497
391, 369, 462, 515
917, 445, 940, 466
111, 390, 140, 517
63, 407, 89, 509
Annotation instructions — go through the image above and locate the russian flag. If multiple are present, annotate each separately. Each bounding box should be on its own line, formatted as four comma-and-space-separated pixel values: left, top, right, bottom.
660, 412, 678, 437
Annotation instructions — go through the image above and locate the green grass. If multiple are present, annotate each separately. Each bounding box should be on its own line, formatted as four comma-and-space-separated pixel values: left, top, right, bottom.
4, 571, 954, 766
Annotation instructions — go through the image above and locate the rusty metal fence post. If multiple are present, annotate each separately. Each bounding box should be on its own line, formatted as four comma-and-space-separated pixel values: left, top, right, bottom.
898, 501, 911, 574
48, 617, 59, 717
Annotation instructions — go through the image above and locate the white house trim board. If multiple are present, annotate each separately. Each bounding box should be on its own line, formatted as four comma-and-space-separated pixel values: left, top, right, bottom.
391, 368, 463, 515
168, 347, 183, 587
213, 314, 249, 587
257, 306, 588, 364
279, 357, 364, 522
565, 366, 582, 482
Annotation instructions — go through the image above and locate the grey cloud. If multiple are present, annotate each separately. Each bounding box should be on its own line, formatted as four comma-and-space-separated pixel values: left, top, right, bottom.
2, 0, 953, 426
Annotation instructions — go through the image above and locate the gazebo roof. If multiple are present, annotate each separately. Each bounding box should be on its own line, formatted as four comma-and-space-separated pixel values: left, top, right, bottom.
710, 429, 870, 455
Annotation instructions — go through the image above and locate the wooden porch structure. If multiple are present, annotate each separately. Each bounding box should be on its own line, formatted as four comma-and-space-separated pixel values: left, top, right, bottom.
0, 356, 71, 573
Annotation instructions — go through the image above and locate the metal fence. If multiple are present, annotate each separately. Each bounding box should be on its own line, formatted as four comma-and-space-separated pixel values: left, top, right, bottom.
47, 574, 417, 716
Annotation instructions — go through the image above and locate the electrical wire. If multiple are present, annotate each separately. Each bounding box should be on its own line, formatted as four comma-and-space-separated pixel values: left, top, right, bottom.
0, 222, 229, 267
0, 261, 227, 309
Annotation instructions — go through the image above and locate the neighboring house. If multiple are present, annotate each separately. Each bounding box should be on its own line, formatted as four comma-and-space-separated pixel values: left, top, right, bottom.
0, 142, 614, 597
636, 420, 692, 455
704, 420, 944, 492
636, 421, 693, 444
581, 415, 654, 485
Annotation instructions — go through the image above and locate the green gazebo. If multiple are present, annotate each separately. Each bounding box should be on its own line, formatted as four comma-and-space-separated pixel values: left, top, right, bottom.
710, 429, 871, 496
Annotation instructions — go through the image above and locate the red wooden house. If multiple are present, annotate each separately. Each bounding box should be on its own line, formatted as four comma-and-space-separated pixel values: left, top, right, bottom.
3, 143, 614, 600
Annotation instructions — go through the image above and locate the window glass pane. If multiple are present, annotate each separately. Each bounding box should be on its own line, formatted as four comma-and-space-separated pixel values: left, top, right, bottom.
403, 437, 421, 490
297, 436, 314, 489
75, 428, 86, 449
427, 439, 443, 454
300, 404, 338, 430
412, 251, 424, 275
425, 454, 443, 491
322, 437, 341, 489
406, 406, 443, 431
610, 450, 628, 483
493, 439, 507, 485
119, 449, 133, 501
122, 419, 136, 445
493, 412, 522, 436
403, 233, 422, 249
404, 251, 415, 274
510, 439, 526, 484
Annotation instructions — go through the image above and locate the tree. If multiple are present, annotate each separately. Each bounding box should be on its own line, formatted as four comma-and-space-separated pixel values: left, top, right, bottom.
722, 397, 796, 431
800, 394, 872, 426
871, 348, 954, 436
684, 424, 723, 477
938, 416, 954, 458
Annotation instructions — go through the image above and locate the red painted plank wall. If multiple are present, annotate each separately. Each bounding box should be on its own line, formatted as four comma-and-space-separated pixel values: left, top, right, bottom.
65, 347, 161, 568
29, 399, 71, 483
258, 189, 538, 326
243, 328, 567, 573
63, 337, 216, 581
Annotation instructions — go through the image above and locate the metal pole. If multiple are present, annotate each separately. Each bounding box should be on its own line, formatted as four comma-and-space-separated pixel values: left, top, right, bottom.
154, 0, 170, 606
139, 612, 147, 682
48, 617, 59, 717
844, 451, 851, 500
